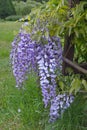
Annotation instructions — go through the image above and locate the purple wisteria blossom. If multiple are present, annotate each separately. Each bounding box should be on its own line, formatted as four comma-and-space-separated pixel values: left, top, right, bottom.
10, 32, 37, 87
10, 31, 74, 122
36, 37, 62, 107
49, 94, 74, 122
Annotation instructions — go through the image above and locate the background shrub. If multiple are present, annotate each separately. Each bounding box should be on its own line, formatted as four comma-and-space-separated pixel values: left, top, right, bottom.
5, 15, 22, 21
0, 0, 16, 19
13, 0, 41, 16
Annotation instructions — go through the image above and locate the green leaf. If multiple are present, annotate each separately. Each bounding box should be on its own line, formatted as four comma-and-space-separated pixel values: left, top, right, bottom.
69, 26, 72, 36
74, 29, 79, 38
82, 79, 87, 91
69, 78, 81, 94
59, 81, 64, 90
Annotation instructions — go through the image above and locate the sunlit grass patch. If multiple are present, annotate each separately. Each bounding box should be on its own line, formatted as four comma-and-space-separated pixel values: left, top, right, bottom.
0, 21, 22, 42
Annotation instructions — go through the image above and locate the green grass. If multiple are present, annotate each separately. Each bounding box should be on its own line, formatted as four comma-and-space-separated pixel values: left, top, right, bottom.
0, 21, 46, 130
0, 21, 87, 130
0, 21, 21, 42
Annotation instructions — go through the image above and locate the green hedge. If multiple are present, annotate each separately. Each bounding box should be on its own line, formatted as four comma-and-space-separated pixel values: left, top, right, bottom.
5, 15, 22, 21
0, 0, 16, 19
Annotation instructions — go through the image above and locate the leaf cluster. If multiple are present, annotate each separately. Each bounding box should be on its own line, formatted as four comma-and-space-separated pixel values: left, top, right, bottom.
25, 0, 87, 62
57, 74, 87, 95
0, 0, 16, 19
21, 0, 87, 95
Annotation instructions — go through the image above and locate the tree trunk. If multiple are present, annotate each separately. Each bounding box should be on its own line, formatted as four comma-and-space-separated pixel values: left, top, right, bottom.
62, 35, 74, 75
62, 0, 80, 75
68, 0, 80, 7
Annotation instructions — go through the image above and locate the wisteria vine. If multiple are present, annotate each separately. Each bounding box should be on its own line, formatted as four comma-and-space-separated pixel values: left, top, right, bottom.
10, 32, 37, 87
10, 30, 74, 122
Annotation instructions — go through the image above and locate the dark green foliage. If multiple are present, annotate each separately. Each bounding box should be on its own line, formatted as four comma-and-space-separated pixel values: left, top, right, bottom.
34, 0, 49, 2
13, 0, 27, 1
12, 0, 48, 2
5, 15, 22, 21
13, 0, 41, 16
0, 0, 16, 19
21, 6, 31, 15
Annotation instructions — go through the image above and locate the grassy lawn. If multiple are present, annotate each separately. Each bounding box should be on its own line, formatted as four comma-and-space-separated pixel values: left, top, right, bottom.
0, 21, 87, 130
0, 21, 45, 130
0, 21, 23, 130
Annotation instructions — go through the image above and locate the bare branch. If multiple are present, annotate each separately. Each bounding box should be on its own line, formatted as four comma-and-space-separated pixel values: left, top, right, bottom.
63, 57, 87, 74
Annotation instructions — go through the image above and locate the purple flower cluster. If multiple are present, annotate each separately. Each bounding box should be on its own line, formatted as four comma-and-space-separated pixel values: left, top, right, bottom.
49, 94, 74, 122
10, 32, 37, 87
10, 31, 74, 122
36, 37, 62, 107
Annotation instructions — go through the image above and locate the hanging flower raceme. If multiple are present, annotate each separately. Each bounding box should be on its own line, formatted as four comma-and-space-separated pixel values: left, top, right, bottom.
49, 94, 74, 122
36, 37, 62, 107
10, 31, 74, 122
10, 32, 37, 88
